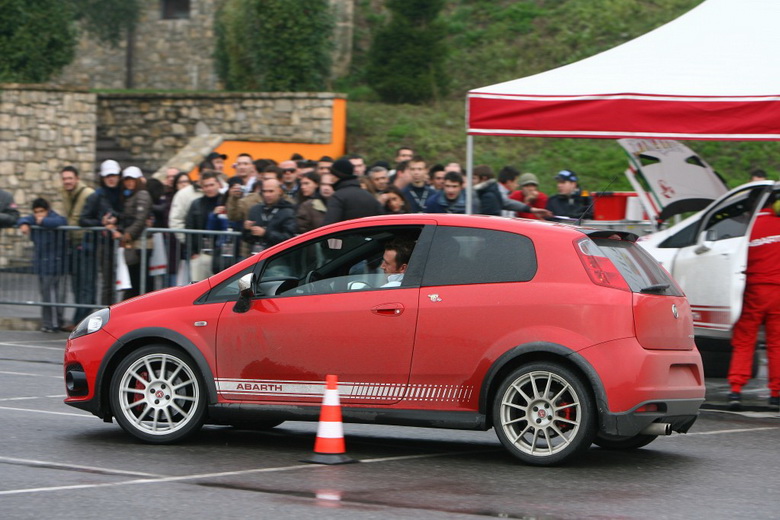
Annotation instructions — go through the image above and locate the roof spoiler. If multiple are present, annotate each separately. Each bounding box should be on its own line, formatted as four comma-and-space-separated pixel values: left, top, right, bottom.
581, 229, 639, 243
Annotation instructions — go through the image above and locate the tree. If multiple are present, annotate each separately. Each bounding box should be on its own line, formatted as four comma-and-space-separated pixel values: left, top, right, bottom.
0, 0, 78, 83
0, 0, 141, 84
215, 0, 334, 91
366, 0, 450, 104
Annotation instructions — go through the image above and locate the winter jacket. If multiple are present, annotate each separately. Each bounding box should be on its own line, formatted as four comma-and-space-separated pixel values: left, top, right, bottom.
323, 178, 383, 225
0, 189, 20, 228
62, 181, 95, 243
18, 210, 68, 276
119, 189, 153, 249
474, 179, 532, 216
296, 197, 327, 233
79, 186, 123, 227
243, 199, 298, 249
401, 184, 436, 213
424, 190, 480, 214
546, 191, 593, 220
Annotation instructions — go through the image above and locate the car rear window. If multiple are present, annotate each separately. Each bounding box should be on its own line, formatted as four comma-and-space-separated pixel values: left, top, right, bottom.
422, 227, 537, 286
593, 238, 683, 296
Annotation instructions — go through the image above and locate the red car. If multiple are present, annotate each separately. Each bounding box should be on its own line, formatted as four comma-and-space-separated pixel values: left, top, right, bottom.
64, 214, 704, 465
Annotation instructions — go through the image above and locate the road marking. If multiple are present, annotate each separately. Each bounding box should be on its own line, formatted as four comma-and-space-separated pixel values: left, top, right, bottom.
0, 456, 164, 478
0, 395, 65, 402
0, 405, 92, 418
0, 370, 61, 379
0, 450, 488, 496
0, 342, 64, 351
682, 426, 780, 436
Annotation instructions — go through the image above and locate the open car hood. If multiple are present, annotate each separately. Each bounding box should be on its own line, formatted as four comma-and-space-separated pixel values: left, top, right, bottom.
618, 139, 728, 222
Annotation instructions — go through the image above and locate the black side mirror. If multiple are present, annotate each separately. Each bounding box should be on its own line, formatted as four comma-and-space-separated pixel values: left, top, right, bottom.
233, 273, 254, 313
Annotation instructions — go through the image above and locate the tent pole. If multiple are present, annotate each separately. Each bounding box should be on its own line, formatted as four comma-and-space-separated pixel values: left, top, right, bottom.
466, 135, 474, 214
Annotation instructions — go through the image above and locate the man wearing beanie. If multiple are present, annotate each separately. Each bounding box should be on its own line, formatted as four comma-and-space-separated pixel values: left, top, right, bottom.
323, 157, 383, 225
510, 173, 549, 219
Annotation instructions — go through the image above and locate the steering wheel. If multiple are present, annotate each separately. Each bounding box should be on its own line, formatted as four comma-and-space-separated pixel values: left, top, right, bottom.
304, 270, 321, 285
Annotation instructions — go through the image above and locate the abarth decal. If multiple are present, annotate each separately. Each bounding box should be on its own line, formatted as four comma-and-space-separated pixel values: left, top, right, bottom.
215, 379, 474, 402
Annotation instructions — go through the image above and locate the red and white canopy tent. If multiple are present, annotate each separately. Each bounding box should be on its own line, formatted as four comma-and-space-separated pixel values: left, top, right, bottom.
464, 0, 780, 209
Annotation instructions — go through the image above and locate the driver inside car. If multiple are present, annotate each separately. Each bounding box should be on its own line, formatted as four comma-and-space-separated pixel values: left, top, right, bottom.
380, 240, 414, 287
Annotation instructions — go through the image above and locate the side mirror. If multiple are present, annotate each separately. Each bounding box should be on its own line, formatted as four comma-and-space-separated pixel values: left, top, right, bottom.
233, 273, 254, 313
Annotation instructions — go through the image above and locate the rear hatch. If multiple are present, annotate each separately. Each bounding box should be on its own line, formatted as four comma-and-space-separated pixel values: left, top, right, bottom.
585, 231, 695, 351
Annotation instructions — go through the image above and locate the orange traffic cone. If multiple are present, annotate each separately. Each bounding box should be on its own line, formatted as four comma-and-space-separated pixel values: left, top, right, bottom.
303, 374, 357, 465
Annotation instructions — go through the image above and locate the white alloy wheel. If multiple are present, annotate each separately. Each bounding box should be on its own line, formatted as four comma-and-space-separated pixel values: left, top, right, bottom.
110, 346, 206, 443
493, 362, 595, 465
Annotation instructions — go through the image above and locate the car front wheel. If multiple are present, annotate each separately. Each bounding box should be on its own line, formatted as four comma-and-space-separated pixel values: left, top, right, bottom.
493, 362, 596, 466
110, 345, 206, 443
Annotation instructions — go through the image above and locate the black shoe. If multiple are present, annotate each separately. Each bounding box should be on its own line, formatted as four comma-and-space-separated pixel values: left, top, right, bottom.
769, 396, 780, 411
728, 392, 742, 411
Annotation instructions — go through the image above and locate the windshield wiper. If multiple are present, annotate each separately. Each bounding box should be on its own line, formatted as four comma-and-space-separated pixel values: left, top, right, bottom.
640, 283, 670, 294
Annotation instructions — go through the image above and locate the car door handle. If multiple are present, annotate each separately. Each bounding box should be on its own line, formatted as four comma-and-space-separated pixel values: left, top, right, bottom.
694, 245, 711, 254
371, 303, 405, 316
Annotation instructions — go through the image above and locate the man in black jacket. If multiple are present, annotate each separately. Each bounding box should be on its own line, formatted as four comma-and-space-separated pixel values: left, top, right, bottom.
323, 158, 383, 225
244, 178, 297, 254
545, 170, 593, 220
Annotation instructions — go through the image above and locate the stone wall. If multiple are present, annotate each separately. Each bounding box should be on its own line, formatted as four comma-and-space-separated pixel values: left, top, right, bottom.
0, 84, 97, 211
53, 0, 354, 91
97, 91, 344, 173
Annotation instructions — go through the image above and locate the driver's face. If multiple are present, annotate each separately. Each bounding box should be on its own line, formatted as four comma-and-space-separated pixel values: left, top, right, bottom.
380, 250, 405, 274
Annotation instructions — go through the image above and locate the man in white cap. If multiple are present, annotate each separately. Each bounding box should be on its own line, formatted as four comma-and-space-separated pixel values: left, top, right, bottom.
78, 159, 124, 305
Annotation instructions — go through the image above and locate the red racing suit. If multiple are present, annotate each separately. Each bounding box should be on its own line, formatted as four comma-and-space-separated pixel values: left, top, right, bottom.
728, 208, 780, 396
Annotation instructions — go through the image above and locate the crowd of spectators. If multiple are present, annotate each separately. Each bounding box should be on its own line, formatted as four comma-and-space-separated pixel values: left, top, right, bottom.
0, 145, 598, 332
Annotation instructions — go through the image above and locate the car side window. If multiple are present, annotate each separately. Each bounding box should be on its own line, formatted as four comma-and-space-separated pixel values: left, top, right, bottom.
700, 187, 764, 242
258, 226, 423, 297
421, 227, 536, 286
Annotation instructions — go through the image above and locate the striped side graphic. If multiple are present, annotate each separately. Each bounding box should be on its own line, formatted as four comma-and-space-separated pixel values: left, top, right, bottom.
690, 305, 731, 331
215, 379, 474, 402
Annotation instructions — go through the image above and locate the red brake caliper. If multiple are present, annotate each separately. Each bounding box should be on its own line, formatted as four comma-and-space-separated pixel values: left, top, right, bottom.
132, 371, 149, 405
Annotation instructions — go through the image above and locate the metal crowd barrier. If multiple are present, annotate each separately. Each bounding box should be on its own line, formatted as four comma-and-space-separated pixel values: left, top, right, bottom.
0, 226, 245, 320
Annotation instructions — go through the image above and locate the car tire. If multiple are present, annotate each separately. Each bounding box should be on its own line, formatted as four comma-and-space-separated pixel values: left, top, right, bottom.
593, 432, 657, 450
110, 345, 207, 444
492, 362, 596, 466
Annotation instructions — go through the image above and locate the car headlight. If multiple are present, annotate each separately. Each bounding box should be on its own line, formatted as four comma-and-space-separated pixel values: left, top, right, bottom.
69, 308, 110, 340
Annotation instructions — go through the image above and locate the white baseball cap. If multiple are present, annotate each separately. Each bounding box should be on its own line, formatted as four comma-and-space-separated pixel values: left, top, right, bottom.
100, 160, 121, 177
122, 166, 143, 179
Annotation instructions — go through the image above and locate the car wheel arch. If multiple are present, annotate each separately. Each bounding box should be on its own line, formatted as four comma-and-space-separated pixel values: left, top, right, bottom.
95, 327, 218, 420
478, 342, 608, 428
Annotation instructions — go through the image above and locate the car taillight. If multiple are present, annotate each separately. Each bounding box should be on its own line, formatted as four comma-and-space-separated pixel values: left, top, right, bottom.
574, 237, 630, 291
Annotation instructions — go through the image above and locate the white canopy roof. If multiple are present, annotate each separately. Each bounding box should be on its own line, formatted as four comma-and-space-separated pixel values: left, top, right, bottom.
467, 0, 780, 140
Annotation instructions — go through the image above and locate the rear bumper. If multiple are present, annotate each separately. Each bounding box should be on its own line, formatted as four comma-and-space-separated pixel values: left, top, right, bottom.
600, 397, 703, 437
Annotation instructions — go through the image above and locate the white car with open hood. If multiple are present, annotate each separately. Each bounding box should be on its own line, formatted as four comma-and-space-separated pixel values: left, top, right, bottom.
623, 140, 775, 375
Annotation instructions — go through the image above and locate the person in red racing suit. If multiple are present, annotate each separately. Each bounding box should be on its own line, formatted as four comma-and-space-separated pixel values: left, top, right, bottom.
728, 198, 780, 411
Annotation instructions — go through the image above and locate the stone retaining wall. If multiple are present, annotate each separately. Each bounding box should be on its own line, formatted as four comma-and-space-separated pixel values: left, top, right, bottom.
97, 91, 344, 173
0, 84, 97, 211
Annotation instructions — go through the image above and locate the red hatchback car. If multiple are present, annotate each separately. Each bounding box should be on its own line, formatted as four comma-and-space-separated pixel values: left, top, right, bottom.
64, 214, 704, 465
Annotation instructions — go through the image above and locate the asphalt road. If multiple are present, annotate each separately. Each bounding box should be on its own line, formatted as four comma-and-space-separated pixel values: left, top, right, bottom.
1, 331, 779, 520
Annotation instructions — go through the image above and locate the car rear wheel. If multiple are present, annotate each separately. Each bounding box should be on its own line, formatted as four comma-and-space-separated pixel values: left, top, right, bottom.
493, 362, 596, 466
593, 432, 657, 450
110, 345, 206, 443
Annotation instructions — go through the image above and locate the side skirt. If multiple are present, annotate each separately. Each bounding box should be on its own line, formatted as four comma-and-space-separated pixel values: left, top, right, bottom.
208, 404, 489, 431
